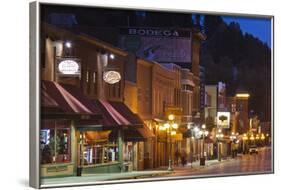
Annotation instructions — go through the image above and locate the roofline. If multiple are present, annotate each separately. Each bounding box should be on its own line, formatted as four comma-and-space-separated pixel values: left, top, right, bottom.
42, 23, 128, 57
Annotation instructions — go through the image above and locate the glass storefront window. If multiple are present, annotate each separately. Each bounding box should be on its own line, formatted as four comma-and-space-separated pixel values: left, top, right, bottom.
83, 142, 118, 165
124, 142, 133, 162
40, 120, 71, 164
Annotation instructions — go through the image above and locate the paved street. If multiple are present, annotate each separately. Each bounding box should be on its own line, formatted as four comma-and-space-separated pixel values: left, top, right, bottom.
163, 147, 272, 177
41, 147, 272, 187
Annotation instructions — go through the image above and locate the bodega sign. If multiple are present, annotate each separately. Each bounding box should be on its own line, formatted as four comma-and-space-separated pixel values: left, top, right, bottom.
120, 27, 191, 38
57, 58, 81, 76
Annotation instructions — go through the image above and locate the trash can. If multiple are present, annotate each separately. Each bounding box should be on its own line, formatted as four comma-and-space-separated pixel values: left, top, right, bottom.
200, 157, 205, 166
77, 167, 83, 176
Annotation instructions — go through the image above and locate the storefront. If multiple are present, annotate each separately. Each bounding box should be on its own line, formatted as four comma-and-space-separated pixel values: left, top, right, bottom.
41, 80, 101, 178
41, 80, 154, 178
75, 100, 154, 174
40, 23, 155, 178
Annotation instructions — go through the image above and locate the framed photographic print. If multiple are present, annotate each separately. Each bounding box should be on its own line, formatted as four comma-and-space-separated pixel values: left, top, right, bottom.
29, 1, 274, 188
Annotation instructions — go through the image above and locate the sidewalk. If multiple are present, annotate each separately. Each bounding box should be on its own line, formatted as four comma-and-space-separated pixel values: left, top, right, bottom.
157, 158, 232, 171
41, 170, 172, 186
42, 158, 234, 186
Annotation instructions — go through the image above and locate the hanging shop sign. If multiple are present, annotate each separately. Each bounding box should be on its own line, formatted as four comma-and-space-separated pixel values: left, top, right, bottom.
164, 105, 183, 116
57, 58, 81, 77
217, 112, 230, 128
103, 71, 121, 84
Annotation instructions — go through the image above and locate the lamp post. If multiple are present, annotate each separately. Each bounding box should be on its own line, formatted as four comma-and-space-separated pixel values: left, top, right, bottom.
187, 123, 195, 168
199, 124, 209, 166
260, 133, 265, 146
242, 133, 248, 154
187, 123, 201, 167
160, 114, 178, 171
230, 132, 237, 158
216, 128, 224, 161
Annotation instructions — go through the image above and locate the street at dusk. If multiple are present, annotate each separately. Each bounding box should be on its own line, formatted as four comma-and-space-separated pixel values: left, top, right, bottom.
36, 3, 272, 187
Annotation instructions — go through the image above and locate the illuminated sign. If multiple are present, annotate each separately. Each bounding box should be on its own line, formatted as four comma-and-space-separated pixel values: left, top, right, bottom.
57, 58, 81, 76
217, 112, 230, 128
118, 27, 191, 63
236, 93, 250, 98
103, 71, 121, 84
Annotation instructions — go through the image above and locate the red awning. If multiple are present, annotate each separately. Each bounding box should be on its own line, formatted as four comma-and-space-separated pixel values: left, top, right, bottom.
91, 100, 144, 127
100, 100, 154, 140
42, 81, 153, 139
41, 80, 99, 115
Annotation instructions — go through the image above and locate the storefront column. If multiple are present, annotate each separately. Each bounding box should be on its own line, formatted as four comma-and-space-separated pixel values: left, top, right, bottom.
71, 122, 77, 176
118, 129, 124, 171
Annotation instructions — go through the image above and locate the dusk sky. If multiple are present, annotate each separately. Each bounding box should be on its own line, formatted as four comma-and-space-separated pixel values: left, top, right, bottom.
222, 16, 272, 48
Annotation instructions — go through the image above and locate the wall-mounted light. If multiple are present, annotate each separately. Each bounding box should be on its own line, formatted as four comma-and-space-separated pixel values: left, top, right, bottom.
65, 41, 72, 48
109, 53, 115, 59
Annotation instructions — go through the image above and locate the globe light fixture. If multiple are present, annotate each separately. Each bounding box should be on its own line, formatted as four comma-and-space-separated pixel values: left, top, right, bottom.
172, 123, 178, 129
168, 114, 175, 121
164, 123, 170, 129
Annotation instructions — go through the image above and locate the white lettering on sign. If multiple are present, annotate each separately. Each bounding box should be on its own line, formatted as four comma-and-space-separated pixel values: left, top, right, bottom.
58, 60, 80, 75
103, 71, 121, 84
128, 28, 179, 37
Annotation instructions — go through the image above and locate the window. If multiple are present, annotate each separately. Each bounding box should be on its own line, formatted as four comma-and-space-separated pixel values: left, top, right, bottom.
40, 120, 71, 164
83, 142, 118, 165
182, 84, 194, 91
92, 71, 97, 94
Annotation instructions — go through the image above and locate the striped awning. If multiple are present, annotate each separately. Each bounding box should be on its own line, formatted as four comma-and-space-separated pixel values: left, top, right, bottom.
41, 80, 154, 139
91, 100, 144, 128
41, 80, 99, 116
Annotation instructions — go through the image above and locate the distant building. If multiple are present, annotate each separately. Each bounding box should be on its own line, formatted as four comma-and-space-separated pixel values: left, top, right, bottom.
199, 66, 206, 119
205, 85, 218, 128
226, 92, 250, 134
181, 68, 194, 124
204, 82, 227, 129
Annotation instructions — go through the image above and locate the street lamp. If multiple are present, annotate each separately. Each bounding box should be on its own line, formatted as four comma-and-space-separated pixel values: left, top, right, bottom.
216, 129, 224, 161
199, 124, 209, 166
242, 133, 248, 154
187, 123, 195, 168
230, 132, 237, 158
260, 133, 265, 146
160, 114, 178, 171
250, 134, 255, 141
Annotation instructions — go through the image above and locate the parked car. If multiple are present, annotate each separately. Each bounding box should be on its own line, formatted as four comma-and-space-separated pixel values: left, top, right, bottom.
249, 145, 258, 154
